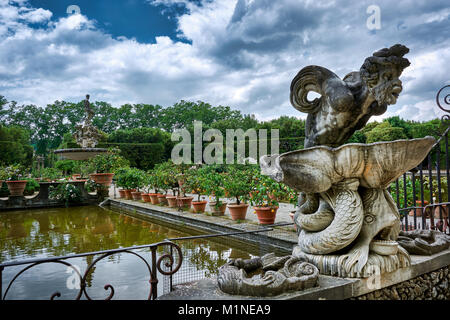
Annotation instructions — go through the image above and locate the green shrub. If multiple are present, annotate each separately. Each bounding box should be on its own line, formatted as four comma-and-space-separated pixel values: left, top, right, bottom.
88, 148, 129, 174
115, 167, 147, 191
55, 160, 78, 175
40, 167, 63, 182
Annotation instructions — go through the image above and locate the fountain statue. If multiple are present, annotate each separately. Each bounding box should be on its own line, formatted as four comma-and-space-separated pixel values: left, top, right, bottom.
54, 95, 107, 160
217, 44, 439, 297
259, 44, 438, 278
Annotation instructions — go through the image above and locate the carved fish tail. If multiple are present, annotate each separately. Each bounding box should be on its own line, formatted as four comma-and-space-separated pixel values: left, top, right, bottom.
298, 179, 364, 254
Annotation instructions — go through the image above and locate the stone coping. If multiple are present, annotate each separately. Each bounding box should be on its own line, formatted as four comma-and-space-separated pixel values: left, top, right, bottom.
107, 198, 298, 254
106, 198, 449, 300
157, 249, 450, 300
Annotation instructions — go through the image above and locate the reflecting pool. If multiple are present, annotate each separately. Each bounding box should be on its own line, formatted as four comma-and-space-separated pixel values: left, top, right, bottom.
0, 206, 266, 300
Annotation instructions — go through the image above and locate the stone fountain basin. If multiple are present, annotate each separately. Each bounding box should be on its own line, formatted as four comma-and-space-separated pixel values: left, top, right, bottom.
263, 136, 436, 193
53, 148, 108, 161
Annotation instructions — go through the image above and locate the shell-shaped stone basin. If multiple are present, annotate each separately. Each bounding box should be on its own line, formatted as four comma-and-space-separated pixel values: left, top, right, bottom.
261, 136, 436, 193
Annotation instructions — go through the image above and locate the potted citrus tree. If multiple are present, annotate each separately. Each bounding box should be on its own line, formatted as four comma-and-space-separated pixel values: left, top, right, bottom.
204, 170, 227, 216
115, 167, 129, 199
223, 167, 252, 221
88, 148, 129, 187
249, 174, 282, 225
184, 167, 208, 213
123, 168, 146, 201
145, 171, 161, 205
161, 161, 180, 207
153, 163, 172, 205
4, 165, 29, 196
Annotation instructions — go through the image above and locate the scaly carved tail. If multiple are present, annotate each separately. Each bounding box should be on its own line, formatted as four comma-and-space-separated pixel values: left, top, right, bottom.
298, 178, 364, 254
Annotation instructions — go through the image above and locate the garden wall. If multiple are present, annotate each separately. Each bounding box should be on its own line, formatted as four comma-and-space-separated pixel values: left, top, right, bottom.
352, 265, 449, 300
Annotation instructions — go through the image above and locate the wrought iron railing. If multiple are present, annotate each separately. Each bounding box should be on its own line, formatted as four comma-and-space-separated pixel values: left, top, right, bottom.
390, 85, 450, 234
0, 240, 183, 300
0, 226, 285, 300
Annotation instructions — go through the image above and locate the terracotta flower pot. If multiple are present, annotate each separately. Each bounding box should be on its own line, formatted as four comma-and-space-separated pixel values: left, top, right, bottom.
118, 189, 126, 199
408, 200, 430, 217
227, 203, 249, 221
149, 193, 160, 205
254, 206, 278, 225
89, 173, 114, 187
131, 191, 142, 201
192, 200, 207, 213
177, 196, 193, 210
434, 204, 449, 219
209, 201, 227, 216
6, 180, 28, 196
141, 193, 151, 202
124, 189, 136, 200
166, 195, 178, 207
72, 174, 81, 180
157, 194, 168, 205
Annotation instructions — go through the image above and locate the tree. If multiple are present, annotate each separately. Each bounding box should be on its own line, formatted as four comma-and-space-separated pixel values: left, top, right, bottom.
365, 121, 408, 143
103, 128, 173, 170
0, 125, 34, 167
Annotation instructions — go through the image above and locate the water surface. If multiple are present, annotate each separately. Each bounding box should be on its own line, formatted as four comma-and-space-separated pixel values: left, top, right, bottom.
0, 206, 262, 300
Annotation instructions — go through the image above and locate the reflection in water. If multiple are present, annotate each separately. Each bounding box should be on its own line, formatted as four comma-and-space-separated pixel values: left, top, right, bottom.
0, 206, 259, 300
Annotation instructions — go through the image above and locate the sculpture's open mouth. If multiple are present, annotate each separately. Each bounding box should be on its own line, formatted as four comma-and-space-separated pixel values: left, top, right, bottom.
370, 227, 398, 255
370, 239, 398, 255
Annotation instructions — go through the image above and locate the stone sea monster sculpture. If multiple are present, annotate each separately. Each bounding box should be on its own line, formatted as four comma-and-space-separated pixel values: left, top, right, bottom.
260, 44, 440, 278
397, 230, 450, 255
217, 253, 319, 297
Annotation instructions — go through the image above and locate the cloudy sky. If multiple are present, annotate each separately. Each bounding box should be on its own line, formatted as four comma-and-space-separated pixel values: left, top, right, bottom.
0, 0, 449, 121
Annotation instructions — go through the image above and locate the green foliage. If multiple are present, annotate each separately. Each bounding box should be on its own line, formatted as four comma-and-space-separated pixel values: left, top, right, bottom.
389, 175, 448, 211
54, 160, 78, 175
104, 128, 172, 170
0, 125, 34, 167
202, 167, 227, 206
249, 174, 280, 208
115, 167, 147, 190
346, 130, 366, 144
49, 182, 82, 207
222, 165, 256, 205
39, 167, 63, 182
365, 122, 408, 143
88, 148, 129, 174
150, 161, 180, 195
0, 164, 27, 181
184, 166, 209, 201
24, 178, 40, 196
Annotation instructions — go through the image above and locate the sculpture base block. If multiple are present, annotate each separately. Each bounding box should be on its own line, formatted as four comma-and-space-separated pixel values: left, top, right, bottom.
292, 245, 411, 278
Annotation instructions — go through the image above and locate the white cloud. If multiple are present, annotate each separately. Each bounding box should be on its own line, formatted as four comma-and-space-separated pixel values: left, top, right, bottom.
0, 0, 449, 122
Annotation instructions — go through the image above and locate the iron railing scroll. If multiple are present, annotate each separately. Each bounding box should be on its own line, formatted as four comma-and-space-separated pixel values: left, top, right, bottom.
0, 240, 183, 300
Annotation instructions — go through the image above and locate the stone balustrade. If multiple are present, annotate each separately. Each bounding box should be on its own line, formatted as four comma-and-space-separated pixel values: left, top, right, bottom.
0, 181, 101, 210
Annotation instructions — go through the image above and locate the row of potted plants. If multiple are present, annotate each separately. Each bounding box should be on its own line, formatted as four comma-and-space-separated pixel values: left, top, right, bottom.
116, 162, 298, 225
0, 148, 129, 197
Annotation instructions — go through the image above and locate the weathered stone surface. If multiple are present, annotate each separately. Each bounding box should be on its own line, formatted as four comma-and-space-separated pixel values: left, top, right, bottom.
290, 44, 410, 149
217, 253, 319, 297
352, 266, 450, 300
398, 230, 450, 255
260, 44, 443, 279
